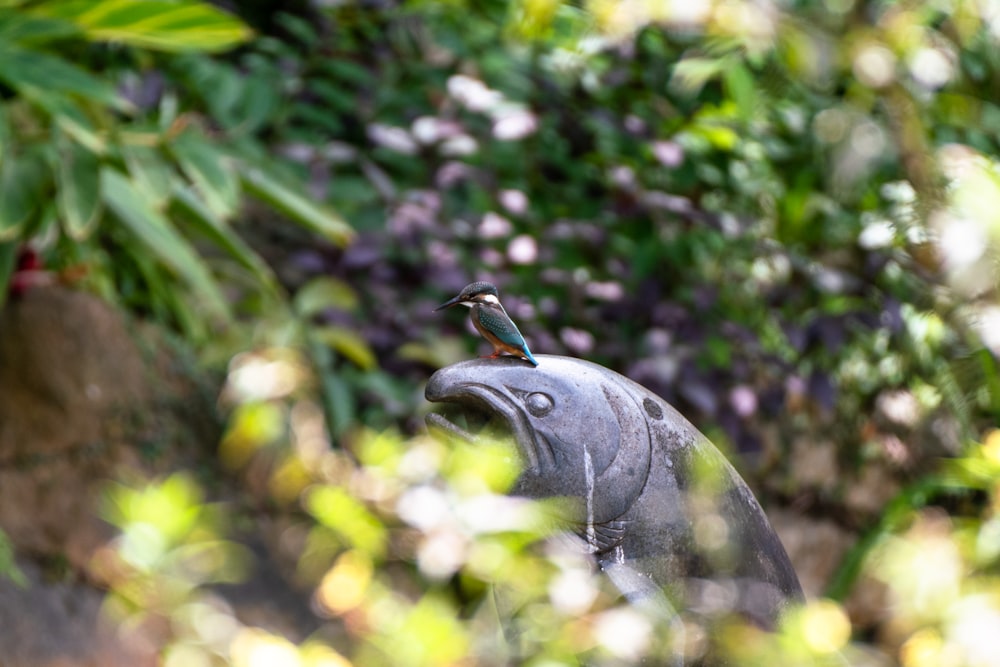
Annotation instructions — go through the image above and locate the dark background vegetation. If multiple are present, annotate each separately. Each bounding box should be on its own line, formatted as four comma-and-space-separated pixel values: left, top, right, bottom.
1, 0, 999, 665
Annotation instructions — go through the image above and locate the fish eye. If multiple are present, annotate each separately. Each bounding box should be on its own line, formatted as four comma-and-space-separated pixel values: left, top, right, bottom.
524, 392, 553, 417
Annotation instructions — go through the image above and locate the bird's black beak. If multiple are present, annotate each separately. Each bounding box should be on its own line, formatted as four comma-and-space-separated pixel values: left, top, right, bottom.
434, 294, 464, 311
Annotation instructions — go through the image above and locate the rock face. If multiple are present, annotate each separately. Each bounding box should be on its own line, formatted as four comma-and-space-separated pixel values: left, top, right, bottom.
0, 560, 156, 667
0, 288, 162, 665
0, 288, 154, 569
0, 288, 238, 666
425, 355, 804, 633
0, 288, 320, 666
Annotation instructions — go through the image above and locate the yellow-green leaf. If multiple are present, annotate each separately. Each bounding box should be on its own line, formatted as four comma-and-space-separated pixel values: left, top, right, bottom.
294, 276, 359, 317
27, 91, 107, 153
241, 166, 355, 246
305, 486, 387, 558
32, 0, 252, 53
0, 9, 77, 44
312, 325, 377, 371
122, 142, 174, 208
671, 56, 727, 95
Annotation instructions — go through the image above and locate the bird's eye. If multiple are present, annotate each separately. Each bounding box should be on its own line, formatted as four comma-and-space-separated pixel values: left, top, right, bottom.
524, 392, 553, 417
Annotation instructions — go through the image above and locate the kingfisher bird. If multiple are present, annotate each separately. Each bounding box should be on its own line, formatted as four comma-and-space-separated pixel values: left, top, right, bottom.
435, 281, 538, 366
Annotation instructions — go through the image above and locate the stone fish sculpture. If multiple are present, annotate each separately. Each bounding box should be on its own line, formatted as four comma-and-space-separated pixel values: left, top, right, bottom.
425, 355, 803, 636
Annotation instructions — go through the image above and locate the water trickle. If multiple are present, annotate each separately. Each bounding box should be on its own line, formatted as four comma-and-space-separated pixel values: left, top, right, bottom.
584, 446, 597, 552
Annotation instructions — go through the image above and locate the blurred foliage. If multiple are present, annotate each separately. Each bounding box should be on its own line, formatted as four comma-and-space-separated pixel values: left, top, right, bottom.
213, 0, 1000, 467
5, 0, 1000, 665
114, 344, 1000, 666
119, 347, 819, 666
95, 472, 252, 629
0, 527, 26, 587
0, 0, 350, 340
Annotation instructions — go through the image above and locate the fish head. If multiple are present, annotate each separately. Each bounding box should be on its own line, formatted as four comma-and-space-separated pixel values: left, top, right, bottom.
425, 355, 653, 525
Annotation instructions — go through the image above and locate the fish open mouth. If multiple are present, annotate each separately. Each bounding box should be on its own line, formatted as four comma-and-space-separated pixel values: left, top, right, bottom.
424, 381, 543, 472
424, 402, 495, 443
426, 379, 621, 552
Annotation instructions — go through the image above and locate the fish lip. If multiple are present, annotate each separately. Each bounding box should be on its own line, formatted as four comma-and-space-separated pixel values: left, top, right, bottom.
425, 411, 477, 442
425, 380, 540, 472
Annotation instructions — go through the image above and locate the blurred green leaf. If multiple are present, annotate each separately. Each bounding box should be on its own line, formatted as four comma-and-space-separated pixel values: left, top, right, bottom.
177, 54, 279, 133
170, 129, 240, 218
237, 72, 282, 134
121, 142, 174, 208
373, 595, 470, 667
443, 434, 521, 494
353, 427, 405, 470
724, 62, 759, 121
26, 90, 106, 153
102, 473, 205, 542
0, 149, 48, 240
0, 527, 26, 588
697, 123, 739, 151
294, 276, 359, 316
32, 0, 252, 53
221, 401, 287, 464
0, 242, 15, 309
274, 11, 320, 50
310, 339, 356, 438
671, 56, 727, 95
306, 486, 387, 558
197, 60, 246, 127
170, 183, 278, 289
312, 325, 377, 371
0, 43, 127, 110
241, 166, 355, 246
396, 341, 442, 367
0, 9, 76, 43
172, 539, 251, 584
100, 167, 231, 322
0, 102, 7, 158
53, 129, 101, 239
